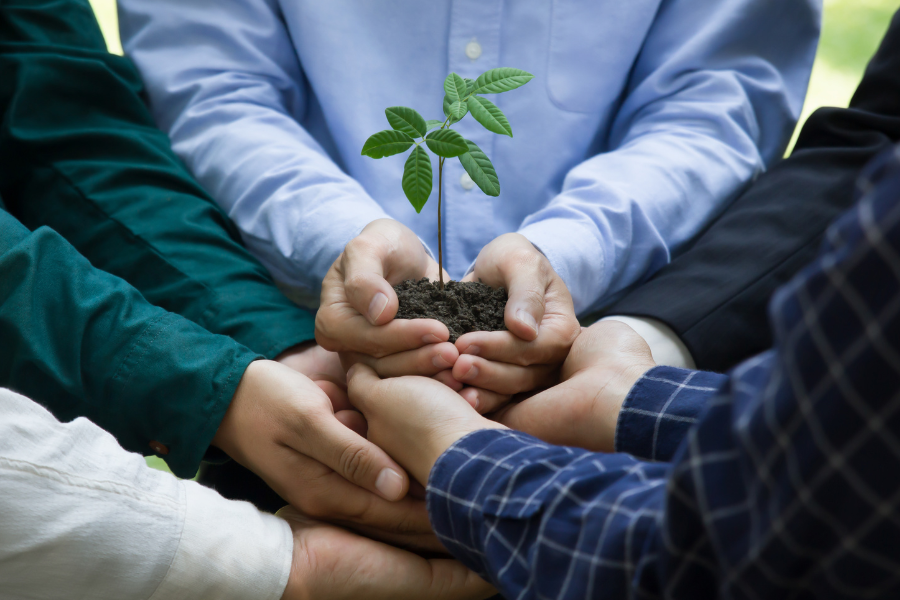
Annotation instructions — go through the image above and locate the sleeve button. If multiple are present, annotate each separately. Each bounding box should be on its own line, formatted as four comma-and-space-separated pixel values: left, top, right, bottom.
149, 441, 169, 455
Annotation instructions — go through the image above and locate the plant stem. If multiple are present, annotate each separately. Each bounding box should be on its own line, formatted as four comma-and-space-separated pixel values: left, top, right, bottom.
437, 157, 445, 290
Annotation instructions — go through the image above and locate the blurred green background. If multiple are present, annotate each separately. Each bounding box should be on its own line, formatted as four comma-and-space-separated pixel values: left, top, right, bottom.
86, 0, 900, 474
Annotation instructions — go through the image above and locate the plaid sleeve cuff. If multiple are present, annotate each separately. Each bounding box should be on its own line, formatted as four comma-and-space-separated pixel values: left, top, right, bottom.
427, 428, 670, 598
614, 366, 726, 462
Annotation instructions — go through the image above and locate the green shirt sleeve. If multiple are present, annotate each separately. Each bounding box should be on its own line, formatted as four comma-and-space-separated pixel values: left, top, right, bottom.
0, 0, 315, 359
0, 209, 260, 478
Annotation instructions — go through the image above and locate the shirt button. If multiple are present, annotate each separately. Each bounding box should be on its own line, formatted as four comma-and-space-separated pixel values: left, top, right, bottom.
149, 441, 169, 456
460, 172, 475, 190
465, 40, 482, 60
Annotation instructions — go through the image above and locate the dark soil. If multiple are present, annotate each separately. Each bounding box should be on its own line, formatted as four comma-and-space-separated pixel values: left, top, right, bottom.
393, 278, 508, 342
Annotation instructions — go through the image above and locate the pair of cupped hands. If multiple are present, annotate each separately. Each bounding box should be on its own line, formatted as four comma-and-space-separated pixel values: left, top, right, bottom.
210, 220, 656, 600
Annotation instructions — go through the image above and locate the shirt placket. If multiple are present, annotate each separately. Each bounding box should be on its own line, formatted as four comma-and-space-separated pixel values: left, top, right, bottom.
444, 0, 503, 277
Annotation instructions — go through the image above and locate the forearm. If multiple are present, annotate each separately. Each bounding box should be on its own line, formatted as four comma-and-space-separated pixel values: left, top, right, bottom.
519, 0, 818, 314
119, 0, 389, 294
0, 211, 260, 477
427, 429, 669, 600
0, 388, 290, 600
0, 0, 315, 357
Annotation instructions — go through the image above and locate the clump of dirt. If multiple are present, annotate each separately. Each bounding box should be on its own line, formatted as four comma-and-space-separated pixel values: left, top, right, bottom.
393, 278, 508, 343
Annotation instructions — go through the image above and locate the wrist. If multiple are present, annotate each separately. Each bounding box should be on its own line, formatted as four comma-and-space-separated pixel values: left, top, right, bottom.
210, 359, 266, 460
420, 419, 507, 482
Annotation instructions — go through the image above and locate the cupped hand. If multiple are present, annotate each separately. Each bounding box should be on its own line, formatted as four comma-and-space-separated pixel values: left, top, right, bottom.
453, 233, 580, 411
212, 360, 441, 551
278, 507, 495, 600
315, 219, 457, 378
495, 320, 656, 452
347, 363, 504, 485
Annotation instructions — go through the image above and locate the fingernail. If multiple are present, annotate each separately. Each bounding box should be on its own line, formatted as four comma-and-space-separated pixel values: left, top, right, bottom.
432, 353, 453, 369
375, 468, 404, 501
459, 364, 479, 382
461, 344, 481, 356
471, 392, 480, 411
516, 309, 540, 337
422, 333, 442, 344
368, 293, 389, 324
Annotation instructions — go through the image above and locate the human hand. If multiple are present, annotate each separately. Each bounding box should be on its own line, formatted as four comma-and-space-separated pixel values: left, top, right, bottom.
347, 363, 504, 485
278, 507, 494, 600
453, 233, 580, 411
315, 219, 460, 379
495, 320, 656, 452
212, 360, 440, 551
276, 341, 348, 406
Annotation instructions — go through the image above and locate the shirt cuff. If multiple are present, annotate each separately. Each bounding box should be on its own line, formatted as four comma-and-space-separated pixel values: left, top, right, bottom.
601, 316, 696, 368
614, 366, 726, 462
109, 311, 262, 479
517, 218, 607, 314
150, 481, 292, 600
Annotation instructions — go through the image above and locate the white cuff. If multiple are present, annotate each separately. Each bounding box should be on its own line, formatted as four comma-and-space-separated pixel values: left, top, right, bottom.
150, 482, 292, 600
602, 315, 696, 369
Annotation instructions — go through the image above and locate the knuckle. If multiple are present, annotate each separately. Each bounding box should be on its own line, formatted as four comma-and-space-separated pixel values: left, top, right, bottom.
338, 444, 375, 483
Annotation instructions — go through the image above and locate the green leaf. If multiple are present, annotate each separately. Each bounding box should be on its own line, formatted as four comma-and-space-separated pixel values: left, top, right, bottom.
465, 78, 476, 96
467, 96, 512, 137
361, 130, 414, 158
442, 94, 463, 124
443, 72, 468, 103
425, 119, 444, 131
402, 146, 433, 212
458, 140, 500, 196
448, 100, 468, 121
385, 106, 427, 137
471, 67, 534, 95
425, 128, 468, 158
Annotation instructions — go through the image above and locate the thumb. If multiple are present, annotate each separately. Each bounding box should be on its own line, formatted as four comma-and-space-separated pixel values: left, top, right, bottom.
304, 411, 410, 501
341, 240, 401, 326
504, 262, 548, 342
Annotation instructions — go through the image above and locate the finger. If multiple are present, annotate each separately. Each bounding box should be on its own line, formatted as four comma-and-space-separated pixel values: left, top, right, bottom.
316, 379, 351, 412
456, 328, 567, 367
459, 387, 512, 414
432, 370, 465, 392
451, 354, 557, 395
341, 342, 458, 377
335, 409, 368, 437
299, 411, 410, 501
341, 227, 429, 326
265, 446, 434, 538
316, 306, 450, 357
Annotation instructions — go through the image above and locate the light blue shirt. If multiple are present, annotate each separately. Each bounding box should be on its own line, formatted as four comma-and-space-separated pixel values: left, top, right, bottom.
118, 0, 820, 314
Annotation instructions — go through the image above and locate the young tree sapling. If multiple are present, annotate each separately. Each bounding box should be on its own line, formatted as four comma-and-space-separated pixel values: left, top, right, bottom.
361, 67, 533, 290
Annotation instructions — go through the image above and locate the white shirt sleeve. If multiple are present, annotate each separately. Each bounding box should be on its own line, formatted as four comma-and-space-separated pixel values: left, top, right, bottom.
601, 315, 696, 370
0, 388, 292, 600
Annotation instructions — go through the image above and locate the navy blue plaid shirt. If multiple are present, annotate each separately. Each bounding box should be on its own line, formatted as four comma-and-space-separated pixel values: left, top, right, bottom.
426, 145, 900, 599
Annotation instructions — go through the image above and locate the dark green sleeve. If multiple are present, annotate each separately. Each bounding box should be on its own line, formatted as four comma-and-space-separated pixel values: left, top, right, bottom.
0, 209, 260, 478
0, 0, 314, 359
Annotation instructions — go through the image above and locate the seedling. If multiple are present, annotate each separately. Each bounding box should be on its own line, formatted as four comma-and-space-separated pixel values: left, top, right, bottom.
361, 68, 533, 289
